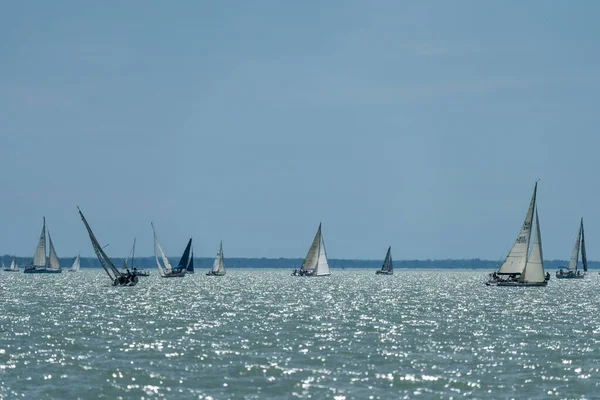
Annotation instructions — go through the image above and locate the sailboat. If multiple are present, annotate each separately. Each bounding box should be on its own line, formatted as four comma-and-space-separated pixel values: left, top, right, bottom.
4, 257, 19, 272
121, 238, 150, 277
292, 223, 331, 277
152, 223, 191, 278
486, 182, 547, 286
186, 247, 194, 274
23, 218, 62, 274
68, 252, 81, 272
78, 207, 138, 286
375, 246, 393, 275
206, 241, 225, 276
556, 218, 587, 279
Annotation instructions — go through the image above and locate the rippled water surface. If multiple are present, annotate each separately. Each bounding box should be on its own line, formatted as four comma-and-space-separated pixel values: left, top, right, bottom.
1, 269, 600, 399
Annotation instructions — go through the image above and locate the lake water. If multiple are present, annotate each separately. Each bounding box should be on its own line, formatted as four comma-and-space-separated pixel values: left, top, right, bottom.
1, 269, 599, 399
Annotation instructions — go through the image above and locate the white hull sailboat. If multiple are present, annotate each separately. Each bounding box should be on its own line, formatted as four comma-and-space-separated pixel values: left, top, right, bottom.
152, 223, 191, 278
78, 207, 138, 286
206, 241, 225, 276
23, 218, 62, 274
486, 183, 547, 287
556, 218, 587, 279
4, 257, 19, 272
292, 223, 331, 277
375, 246, 393, 275
68, 253, 81, 272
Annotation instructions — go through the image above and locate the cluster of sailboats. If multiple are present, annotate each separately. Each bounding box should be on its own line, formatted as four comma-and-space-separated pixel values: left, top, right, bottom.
486, 181, 590, 286
3, 183, 592, 287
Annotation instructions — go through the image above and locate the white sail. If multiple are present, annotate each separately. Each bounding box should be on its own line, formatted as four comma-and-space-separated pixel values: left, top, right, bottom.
47, 231, 61, 270
9, 259, 16, 270
301, 224, 322, 271
211, 241, 225, 274
519, 209, 545, 283
33, 218, 47, 267
152, 223, 171, 276
71, 253, 81, 272
314, 233, 330, 276
567, 221, 582, 271
1, 260, 5, 269
497, 183, 537, 275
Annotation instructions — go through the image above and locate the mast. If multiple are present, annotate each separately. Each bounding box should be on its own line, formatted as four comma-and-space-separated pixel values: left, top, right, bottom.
581, 218, 588, 272
497, 182, 537, 275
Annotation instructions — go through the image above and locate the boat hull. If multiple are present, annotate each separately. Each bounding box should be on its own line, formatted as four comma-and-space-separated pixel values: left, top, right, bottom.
375, 271, 393, 275
23, 267, 62, 274
160, 272, 186, 278
555, 274, 584, 279
113, 275, 139, 286
206, 271, 225, 276
486, 280, 547, 287
4, 269, 19, 272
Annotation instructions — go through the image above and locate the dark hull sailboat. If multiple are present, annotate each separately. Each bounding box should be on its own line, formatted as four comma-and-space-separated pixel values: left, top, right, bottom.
375, 246, 393, 275
78, 207, 138, 287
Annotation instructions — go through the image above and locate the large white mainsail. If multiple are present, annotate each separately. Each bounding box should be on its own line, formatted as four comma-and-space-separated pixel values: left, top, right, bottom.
152, 223, 172, 276
33, 218, 47, 267
211, 241, 225, 274
497, 183, 537, 275
567, 220, 583, 271
9, 258, 17, 271
47, 231, 61, 270
314, 231, 331, 276
519, 209, 545, 283
301, 224, 322, 272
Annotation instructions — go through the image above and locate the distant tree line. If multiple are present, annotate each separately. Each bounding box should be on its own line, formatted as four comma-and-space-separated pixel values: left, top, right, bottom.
1, 255, 593, 270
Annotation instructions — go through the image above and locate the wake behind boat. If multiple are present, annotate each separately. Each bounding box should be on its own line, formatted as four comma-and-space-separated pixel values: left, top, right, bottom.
375, 246, 393, 275
292, 223, 331, 277
486, 182, 547, 287
152, 223, 191, 278
556, 218, 587, 279
78, 207, 138, 286
23, 218, 62, 274
206, 241, 225, 276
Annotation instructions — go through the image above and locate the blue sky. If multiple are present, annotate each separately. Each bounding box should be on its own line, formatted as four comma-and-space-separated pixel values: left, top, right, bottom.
1, 1, 599, 260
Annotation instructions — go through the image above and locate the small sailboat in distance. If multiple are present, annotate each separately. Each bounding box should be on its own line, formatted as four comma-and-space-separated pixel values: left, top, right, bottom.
4, 256, 19, 272
68, 252, 81, 272
375, 246, 393, 275
152, 223, 190, 278
78, 207, 138, 286
556, 218, 587, 279
206, 241, 225, 276
121, 238, 150, 277
23, 218, 62, 274
292, 223, 331, 277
